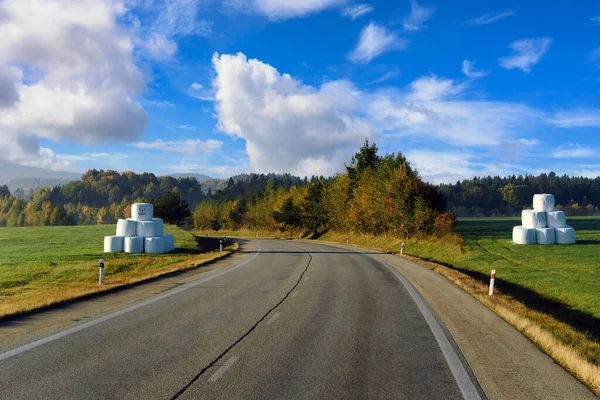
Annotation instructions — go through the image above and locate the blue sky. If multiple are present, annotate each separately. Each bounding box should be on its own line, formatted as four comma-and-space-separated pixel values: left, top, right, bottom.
1, 0, 600, 183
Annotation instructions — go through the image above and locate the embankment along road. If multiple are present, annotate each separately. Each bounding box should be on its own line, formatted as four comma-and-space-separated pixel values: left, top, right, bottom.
0, 239, 594, 399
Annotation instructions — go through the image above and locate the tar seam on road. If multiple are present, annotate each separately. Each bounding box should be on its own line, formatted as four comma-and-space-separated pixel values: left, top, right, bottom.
169, 243, 313, 399
365, 254, 483, 400
0, 245, 262, 362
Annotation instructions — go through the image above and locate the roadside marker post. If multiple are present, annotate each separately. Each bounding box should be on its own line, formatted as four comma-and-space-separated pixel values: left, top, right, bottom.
346, 236, 349, 245
220, 240, 223, 252
489, 269, 496, 296
401, 243, 405, 255
99, 258, 105, 285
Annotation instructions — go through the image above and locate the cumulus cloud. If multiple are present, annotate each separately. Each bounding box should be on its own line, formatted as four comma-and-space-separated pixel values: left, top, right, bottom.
500, 37, 553, 73
403, 0, 434, 32
134, 139, 223, 155
0, 0, 147, 167
466, 9, 515, 26
212, 52, 374, 177
461, 60, 489, 78
341, 4, 373, 19
348, 23, 408, 63
552, 144, 594, 159
225, 0, 345, 20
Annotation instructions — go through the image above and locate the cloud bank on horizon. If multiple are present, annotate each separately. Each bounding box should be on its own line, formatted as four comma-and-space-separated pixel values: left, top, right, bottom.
1, 0, 599, 184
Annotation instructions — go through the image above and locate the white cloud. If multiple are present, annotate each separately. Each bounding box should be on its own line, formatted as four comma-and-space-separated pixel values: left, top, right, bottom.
550, 109, 600, 128
142, 32, 178, 60
151, 0, 213, 37
461, 60, 489, 78
500, 37, 553, 73
0, 0, 147, 168
589, 47, 600, 62
341, 4, 373, 19
367, 68, 400, 85
519, 138, 539, 146
189, 82, 214, 101
212, 52, 374, 177
146, 100, 175, 108
552, 144, 594, 159
591, 16, 600, 23
134, 139, 223, 155
467, 9, 515, 26
403, 0, 434, 32
348, 23, 408, 64
406, 150, 525, 184
365, 75, 539, 146
225, 0, 345, 20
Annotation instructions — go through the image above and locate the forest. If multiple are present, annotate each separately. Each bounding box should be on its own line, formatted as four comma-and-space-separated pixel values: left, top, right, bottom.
441, 173, 600, 217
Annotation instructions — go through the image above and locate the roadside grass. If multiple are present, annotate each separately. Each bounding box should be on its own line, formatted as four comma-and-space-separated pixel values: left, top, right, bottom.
0, 225, 237, 319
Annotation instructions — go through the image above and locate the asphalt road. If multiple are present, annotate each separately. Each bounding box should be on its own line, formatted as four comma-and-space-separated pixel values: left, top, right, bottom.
0, 239, 483, 399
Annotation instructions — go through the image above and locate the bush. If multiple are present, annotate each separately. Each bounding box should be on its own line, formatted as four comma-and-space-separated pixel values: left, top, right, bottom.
434, 212, 457, 236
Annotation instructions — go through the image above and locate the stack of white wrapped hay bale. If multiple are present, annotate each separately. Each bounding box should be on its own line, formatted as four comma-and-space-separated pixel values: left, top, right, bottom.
103, 203, 175, 254
512, 194, 576, 245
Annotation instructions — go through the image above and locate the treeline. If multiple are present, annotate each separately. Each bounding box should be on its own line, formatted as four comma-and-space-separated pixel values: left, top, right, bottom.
440, 173, 600, 217
0, 169, 312, 227
193, 141, 454, 238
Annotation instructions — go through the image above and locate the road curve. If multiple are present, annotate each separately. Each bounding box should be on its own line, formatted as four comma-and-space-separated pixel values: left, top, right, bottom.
0, 239, 483, 399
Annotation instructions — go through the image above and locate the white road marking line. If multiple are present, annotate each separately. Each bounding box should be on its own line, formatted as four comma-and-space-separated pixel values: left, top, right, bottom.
303, 277, 310, 282
208, 356, 239, 383
291, 291, 299, 298
367, 254, 483, 400
265, 312, 281, 325
0, 246, 262, 362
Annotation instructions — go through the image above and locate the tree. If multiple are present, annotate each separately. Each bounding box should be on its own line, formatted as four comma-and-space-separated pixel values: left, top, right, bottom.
154, 191, 191, 225
273, 197, 302, 237
0, 185, 10, 198
303, 179, 327, 235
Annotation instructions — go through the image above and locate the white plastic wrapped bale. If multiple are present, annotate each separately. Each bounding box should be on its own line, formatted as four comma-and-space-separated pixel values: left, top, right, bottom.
512, 226, 536, 245
546, 210, 567, 228
124, 237, 144, 253
162, 234, 175, 253
132, 203, 153, 221
137, 219, 164, 238
536, 228, 556, 245
555, 226, 576, 245
521, 210, 547, 229
533, 194, 555, 212
145, 237, 165, 254
116, 218, 137, 237
104, 236, 124, 252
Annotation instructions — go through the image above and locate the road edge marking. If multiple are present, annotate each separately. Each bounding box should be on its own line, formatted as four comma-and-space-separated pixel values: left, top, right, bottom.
0, 246, 262, 362
265, 312, 281, 326
367, 253, 483, 400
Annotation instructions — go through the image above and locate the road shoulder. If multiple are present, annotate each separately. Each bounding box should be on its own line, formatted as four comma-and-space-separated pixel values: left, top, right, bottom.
315, 241, 597, 400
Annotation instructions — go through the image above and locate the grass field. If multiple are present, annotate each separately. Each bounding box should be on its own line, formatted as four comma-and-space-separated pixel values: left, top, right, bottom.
0, 225, 233, 319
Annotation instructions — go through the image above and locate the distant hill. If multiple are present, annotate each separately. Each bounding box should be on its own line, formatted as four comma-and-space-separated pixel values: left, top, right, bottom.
0, 164, 82, 196
0, 164, 81, 183
167, 173, 213, 182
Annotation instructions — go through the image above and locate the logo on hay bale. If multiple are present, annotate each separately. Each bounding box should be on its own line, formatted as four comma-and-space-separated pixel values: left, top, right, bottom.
512, 194, 576, 245
104, 203, 175, 254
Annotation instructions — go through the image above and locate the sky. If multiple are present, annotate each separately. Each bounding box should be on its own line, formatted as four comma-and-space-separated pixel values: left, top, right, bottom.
1, 0, 600, 184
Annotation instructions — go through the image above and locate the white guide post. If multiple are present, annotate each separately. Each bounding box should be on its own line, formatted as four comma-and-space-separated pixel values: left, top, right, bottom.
220, 240, 223, 252
99, 258, 105, 285
489, 269, 496, 296
401, 243, 405, 255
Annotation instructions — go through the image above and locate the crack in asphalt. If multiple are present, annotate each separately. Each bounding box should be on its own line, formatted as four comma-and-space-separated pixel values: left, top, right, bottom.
169, 243, 313, 399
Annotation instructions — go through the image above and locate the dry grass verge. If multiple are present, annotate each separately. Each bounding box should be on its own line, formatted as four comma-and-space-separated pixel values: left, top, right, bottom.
1, 242, 238, 320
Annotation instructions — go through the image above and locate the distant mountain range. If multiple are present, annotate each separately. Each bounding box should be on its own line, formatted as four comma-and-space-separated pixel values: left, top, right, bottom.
0, 164, 221, 196
0, 164, 82, 195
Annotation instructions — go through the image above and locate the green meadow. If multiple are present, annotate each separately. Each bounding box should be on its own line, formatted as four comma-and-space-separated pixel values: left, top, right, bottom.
0, 225, 227, 318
